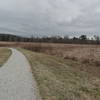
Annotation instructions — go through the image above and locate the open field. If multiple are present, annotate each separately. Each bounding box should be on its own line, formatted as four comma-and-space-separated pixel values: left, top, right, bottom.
0, 42, 100, 99
0, 48, 12, 67
0, 42, 100, 66
19, 48, 100, 100
0, 42, 100, 77
23, 43, 100, 66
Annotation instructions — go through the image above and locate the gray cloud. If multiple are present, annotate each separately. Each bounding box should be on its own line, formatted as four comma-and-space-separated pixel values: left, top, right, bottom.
0, 0, 100, 36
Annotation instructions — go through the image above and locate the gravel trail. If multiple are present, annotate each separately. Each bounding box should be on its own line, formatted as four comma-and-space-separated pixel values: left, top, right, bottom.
0, 48, 41, 100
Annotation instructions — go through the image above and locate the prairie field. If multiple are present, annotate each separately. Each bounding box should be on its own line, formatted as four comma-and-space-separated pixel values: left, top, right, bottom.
19, 43, 100, 77
0, 42, 100, 100
1, 42, 100, 77
0, 42, 100, 66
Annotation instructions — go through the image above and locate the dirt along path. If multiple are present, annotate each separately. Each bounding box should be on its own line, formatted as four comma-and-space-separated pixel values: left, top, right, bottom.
0, 48, 41, 100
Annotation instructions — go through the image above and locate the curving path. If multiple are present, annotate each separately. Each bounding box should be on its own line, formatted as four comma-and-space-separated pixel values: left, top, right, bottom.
0, 48, 41, 100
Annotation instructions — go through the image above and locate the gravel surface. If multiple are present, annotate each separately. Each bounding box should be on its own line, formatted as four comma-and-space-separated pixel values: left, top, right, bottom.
0, 48, 41, 100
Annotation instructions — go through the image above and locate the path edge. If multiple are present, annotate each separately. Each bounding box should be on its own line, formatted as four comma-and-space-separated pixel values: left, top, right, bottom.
17, 48, 42, 100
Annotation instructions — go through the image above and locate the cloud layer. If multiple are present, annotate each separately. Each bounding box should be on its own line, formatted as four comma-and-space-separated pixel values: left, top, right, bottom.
0, 0, 100, 36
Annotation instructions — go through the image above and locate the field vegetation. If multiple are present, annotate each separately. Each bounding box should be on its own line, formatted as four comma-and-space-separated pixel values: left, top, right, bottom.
19, 48, 100, 100
0, 48, 11, 66
0, 42, 100, 65
0, 41, 100, 100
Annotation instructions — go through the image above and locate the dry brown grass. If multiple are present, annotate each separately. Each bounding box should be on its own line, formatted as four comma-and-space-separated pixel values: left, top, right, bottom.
0, 42, 100, 66
19, 48, 100, 100
0, 48, 12, 66
0, 42, 100, 77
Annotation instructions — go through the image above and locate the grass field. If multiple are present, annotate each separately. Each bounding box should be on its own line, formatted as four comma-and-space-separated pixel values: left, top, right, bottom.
19, 48, 100, 100
0, 42, 100, 76
1, 42, 100, 65
0, 48, 12, 67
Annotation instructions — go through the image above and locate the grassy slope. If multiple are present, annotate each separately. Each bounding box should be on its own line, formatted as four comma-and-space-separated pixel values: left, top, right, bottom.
19, 48, 100, 100
0, 48, 12, 67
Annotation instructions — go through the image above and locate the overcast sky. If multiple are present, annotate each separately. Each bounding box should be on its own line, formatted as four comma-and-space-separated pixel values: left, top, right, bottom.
0, 0, 100, 37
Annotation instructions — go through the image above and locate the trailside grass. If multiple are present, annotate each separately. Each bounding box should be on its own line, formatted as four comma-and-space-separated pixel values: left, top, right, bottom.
0, 48, 12, 67
19, 48, 100, 100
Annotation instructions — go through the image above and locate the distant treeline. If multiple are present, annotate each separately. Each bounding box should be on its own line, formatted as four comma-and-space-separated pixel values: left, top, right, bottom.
0, 33, 100, 44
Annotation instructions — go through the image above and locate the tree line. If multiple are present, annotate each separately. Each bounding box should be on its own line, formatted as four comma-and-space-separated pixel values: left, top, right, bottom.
0, 33, 100, 44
